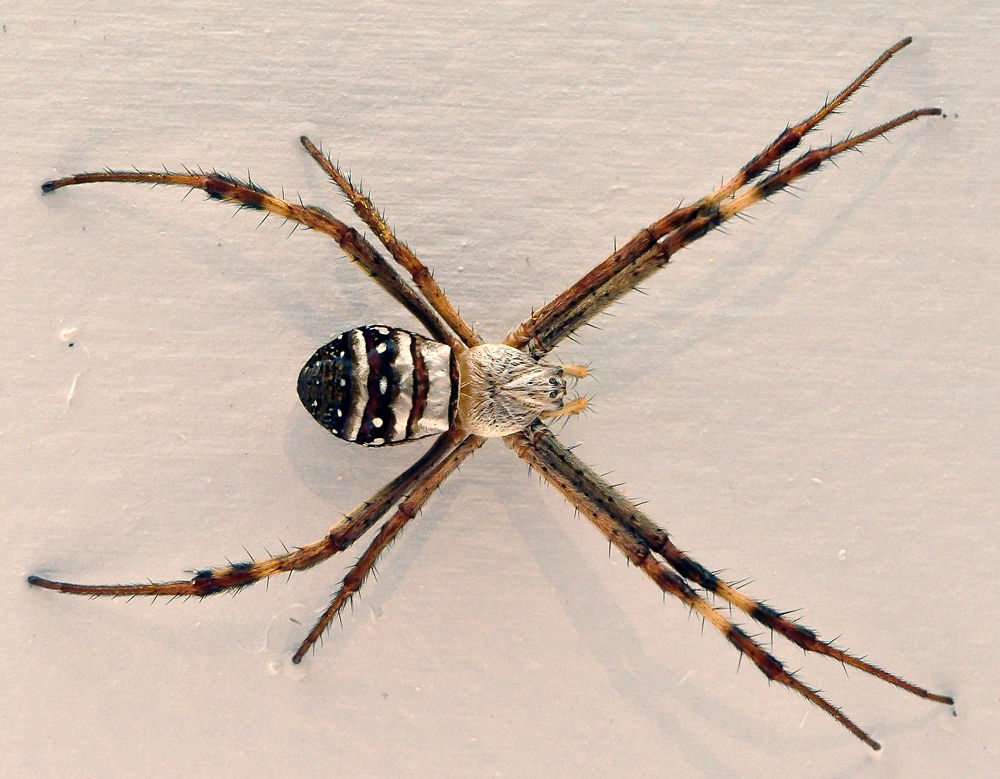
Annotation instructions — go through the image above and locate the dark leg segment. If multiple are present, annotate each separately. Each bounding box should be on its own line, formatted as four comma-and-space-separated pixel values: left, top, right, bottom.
300, 137, 481, 349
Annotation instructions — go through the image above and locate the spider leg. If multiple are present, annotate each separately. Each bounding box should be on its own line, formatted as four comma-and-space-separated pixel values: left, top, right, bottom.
506, 421, 952, 749
41, 167, 458, 347
553, 363, 588, 379
28, 431, 460, 599
628, 108, 942, 279
293, 433, 485, 663
505, 39, 941, 357
300, 137, 481, 349
627, 522, 953, 704
698, 37, 918, 208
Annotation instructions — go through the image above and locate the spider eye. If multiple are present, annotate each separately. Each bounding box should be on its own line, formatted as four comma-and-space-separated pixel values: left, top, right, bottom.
549, 377, 559, 386
549, 389, 559, 398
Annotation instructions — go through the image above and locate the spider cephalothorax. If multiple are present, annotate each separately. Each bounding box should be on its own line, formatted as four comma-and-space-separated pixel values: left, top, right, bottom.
455, 344, 585, 437
31, 39, 951, 750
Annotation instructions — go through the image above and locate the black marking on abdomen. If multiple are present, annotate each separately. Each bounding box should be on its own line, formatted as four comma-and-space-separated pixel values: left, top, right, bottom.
356, 326, 398, 446
297, 329, 356, 439
409, 335, 428, 439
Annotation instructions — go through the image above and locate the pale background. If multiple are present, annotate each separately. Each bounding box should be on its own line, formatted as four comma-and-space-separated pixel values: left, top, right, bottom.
3, 2, 996, 777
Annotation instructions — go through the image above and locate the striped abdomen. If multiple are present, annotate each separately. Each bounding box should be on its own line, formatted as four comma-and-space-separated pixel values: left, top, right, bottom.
298, 326, 457, 446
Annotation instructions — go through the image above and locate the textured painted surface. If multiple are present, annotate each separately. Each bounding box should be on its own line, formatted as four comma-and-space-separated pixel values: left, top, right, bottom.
4, 4, 996, 777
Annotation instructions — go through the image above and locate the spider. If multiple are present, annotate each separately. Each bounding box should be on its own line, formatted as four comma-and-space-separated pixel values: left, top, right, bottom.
31, 38, 951, 750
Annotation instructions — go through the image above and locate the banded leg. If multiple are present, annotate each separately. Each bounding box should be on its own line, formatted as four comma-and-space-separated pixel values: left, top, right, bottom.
28, 431, 460, 599
644, 38, 923, 243
41, 164, 458, 348
293, 433, 485, 663
529, 420, 952, 703
300, 136, 481, 349
506, 421, 952, 749
613, 509, 953, 704
696, 37, 919, 210
645, 108, 942, 272
506, 38, 941, 357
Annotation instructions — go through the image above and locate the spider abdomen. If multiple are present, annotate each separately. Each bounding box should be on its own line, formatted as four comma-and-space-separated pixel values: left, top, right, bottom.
298, 325, 456, 446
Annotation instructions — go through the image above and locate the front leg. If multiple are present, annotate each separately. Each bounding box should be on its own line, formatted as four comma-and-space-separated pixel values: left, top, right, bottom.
42, 166, 458, 347
505, 39, 941, 357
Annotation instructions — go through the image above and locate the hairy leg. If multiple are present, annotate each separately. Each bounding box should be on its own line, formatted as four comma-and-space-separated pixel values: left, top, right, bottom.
505, 39, 940, 357
300, 136, 481, 349
506, 421, 952, 749
293, 433, 484, 662
29, 431, 460, 598
42, 164, 457, 346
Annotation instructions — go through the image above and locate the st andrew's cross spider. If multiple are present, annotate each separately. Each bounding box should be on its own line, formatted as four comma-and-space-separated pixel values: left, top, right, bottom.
31, 39, 951, 749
